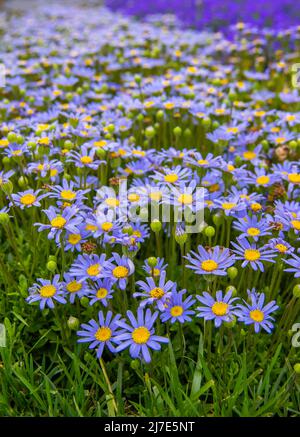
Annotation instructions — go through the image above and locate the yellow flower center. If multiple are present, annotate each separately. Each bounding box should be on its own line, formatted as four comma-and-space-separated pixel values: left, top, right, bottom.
256, 175, 270, 185
94, 140, 107, 148
201, 259, 218, 272
288, 173, 300, 184
61, 190, 76, 200
96, 288, 108, 299
105, 197, 120, 207
178, 193, 193, 205
247, 227, 260, 237
113, 266, 129, 278
86, 224, 98, 231
150, 287, 165, 299
20, 193, 36, 205
226, 127, 239, 134
211, 302, 228, 316
128, 193, 140, 202
197, 159, 209, 166
101, 222, 113, 232
40, 284, 56, 298
153, 268, 160, 276
80, 156, 93, 164
66, 281, 82, 293
164, 173, 178, 183
86, 264, 100, 276
250, 309, 264, 322
149, 191, 162, 202
227, 164, 235, 172
132, 327, 151, 344
68, 234, 81, 245
291, 220, 300, 231
170, 305, 183, 317
95, 327, 112, 342
244, 249, 260, 261
222, 202, 236, 210
275, 243, 287, 253
275, 137, 286, 144
164, 102, 175, 110
51, 216, 66, 228
243, 151, 256, 160
251, 202, 262, 211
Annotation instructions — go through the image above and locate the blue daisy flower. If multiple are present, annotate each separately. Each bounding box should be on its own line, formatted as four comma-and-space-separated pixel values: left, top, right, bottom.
185, 245, 236, 276
26, 274, 66, 310
196, 290, 239, 327
114, 308, 169, 363
160, 289, 196, 324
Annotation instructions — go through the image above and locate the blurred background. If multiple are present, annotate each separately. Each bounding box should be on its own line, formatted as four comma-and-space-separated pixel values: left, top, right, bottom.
105, 0, 300, 30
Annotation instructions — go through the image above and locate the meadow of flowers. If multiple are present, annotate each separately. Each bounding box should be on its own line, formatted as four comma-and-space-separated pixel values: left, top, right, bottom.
0, 0, 300, 418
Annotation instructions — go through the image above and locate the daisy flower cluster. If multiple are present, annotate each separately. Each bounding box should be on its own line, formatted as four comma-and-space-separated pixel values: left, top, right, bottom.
1, 1, 300, 370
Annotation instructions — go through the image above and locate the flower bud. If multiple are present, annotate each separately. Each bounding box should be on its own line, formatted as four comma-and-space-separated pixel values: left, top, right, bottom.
16, 135, 24, 145
64, 140, 74, 150
67, 316, 79, 331
7, 132, 17, 143
156, 110, 164, 121
173, 126, 182, 137
293, 363, 300, 374
183, 128, 192, 139
145, 126, 155, 139
48, 255, 57, 262
1, 180, 13, 195
46, 260, 57, 272
96, 148, 106, 159
0, 212, 10, 225
107, 124, 115, 134
137, 113, 144, 123
293, 284, 300, 298
134, 74, 142, 85
175, 226, 187, 246
227, 267, 238, 280
289, 140, 297, 150
27, 141, 36, 149
80, 297, 89, 308
150, 219, 162, 233
226, 285, 237, 297
18, 176, 28, 188
147, 257, 158, 268
201, 117, 211, 130
212, 213, 223, 227
204, 225, 215, 238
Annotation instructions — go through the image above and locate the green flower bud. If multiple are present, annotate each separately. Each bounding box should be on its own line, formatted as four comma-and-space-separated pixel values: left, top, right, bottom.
289, 140, 297, 150
212, 121, 220, 129
80, 296, 89, 308
156, 110, 164, 121
204, 225, 215, 238
137, 113, 144, 122
64, 140, 74, 150
122, 225, 133, 236
27, 141, 36, 149
134, 74, 142, 85
150, 219, 162, 233
66, 92, 73, 101
226, 285, 237, 297
48, 255, 57, 262
67, 316, 79, 331
76, 87, 83, 95
235, 156, 243, 166
183, 128, 192, 139
212, 213, 223, 227
293, 284, 300, 298
46, 260, 57, 272
64, 173, 72, 181
147, 257, 158, 268
96, 148, 106, 159
227, 267, 238, 280
2, 157, 11, 165
261, 140, 269, 152
173, 126, 182, 137
0, 212, 10, 225
175, 227, 188, 246
18, 176, 28, 188
104, 133, 112, 140
1, 180, 13, 195
107, 124, 115, 134
16, 135, 24, 145
201, 117, 211, 130
293, 363, 300, 374
145, 126, 155, 139
7, 132, 17, 143
240, 328, 247, 336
